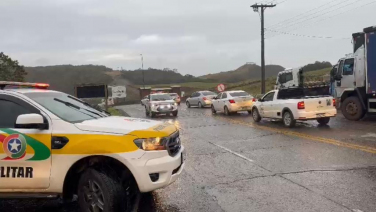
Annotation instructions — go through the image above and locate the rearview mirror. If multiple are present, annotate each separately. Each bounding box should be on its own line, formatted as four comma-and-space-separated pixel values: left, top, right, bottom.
15, 114, 48, 130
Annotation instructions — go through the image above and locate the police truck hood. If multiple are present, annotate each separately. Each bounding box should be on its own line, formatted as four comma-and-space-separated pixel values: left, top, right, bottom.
75, 116, 166, 134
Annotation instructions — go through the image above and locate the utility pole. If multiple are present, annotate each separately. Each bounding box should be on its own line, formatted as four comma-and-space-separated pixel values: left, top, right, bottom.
140, 54, 145, 88
251, 3, 276, 94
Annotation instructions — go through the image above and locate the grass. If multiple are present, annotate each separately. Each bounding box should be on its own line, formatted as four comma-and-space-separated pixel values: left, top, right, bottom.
108, 107, 122, 116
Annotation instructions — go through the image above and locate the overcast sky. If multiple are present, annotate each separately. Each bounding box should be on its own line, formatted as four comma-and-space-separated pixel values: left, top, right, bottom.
1, 0, 375, 76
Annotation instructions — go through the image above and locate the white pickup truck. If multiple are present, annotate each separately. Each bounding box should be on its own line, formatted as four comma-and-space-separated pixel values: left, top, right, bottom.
251, 88, 337, 127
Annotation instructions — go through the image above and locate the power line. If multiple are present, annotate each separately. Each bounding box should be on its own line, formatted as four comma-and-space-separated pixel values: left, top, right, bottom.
267, 0, 376, 39
265, 28, 349, 40
269, 0, 361, 32
275, 0, 289, 5
267, 0, 342, 29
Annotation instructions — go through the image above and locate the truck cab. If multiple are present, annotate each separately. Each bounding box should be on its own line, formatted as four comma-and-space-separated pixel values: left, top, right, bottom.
332, 26, 376, 120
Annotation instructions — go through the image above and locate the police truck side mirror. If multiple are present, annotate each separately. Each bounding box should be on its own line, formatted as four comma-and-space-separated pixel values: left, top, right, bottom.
15, 114, 48, 130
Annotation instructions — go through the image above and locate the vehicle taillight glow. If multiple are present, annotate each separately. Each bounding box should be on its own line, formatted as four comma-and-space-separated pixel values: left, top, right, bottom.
332, 99, 336, 107
35, 83, 50, 89
229, 99, 236, 104
297, 101, 305, 109
252, 98, 256, 102
203, 97, 207, 101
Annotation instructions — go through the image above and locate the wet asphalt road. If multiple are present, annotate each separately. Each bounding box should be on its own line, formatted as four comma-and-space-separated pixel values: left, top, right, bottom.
120, 104, 376, 212
2, 104, 376, 212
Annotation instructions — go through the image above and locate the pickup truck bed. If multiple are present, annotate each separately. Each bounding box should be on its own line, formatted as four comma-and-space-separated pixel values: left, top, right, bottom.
252, 89, 337, 127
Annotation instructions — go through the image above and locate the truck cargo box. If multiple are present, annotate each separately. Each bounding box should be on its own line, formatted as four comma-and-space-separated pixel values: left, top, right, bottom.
364, 26, 376, 94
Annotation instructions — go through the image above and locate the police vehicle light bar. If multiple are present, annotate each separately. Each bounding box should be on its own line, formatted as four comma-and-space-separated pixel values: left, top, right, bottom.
0, 81, 50, 90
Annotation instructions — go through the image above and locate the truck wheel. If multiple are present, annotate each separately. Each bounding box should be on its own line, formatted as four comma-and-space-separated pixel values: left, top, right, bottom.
186, 101, 191, 108
198, 102, 203, 108
341, 97, 365, 121
252, 108, 261, 122
317, 117, 330, 125
172, 111, 178, 117
283, 111, 296, 128
78, 168, 129, 212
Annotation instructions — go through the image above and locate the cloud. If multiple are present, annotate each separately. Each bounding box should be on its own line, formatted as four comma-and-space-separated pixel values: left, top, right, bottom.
1, 0, 375, 76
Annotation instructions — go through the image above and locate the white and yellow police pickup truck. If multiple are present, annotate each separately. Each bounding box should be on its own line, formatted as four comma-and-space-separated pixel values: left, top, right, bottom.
0, 82, 185, 212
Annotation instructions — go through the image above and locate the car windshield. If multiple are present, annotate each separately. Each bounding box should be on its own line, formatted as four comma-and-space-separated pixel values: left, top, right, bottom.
151, 94, 172, 101
169, 93, 178, 97
202, 91, 217, 96
24, 92, 106, 123
229, 92, 251, 97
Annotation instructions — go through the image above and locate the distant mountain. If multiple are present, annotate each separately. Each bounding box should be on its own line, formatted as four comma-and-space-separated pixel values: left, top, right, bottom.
25, 65, 113, 95
120, 68, 214, 85
200, 64, 285, 83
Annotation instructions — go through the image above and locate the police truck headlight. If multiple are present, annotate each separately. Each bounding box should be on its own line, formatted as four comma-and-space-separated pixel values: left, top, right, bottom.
133, 137, 167, 151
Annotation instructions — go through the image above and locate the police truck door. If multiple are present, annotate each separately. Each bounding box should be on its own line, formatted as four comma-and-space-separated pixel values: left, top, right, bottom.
0, 94, 52, 189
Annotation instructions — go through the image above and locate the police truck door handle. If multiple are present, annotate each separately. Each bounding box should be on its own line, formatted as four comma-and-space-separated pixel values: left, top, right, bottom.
51, 136, 69, 149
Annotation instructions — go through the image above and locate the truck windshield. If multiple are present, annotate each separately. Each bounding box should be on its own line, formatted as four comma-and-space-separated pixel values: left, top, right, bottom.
24, 92, 106, 123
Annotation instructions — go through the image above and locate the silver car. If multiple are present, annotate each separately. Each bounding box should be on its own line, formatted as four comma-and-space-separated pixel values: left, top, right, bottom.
186, 91, 217, 108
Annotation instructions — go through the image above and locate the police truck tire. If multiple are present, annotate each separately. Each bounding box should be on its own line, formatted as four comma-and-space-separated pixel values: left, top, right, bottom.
172, 111, 178, 117
78, 168, 128, 212
341, 97, 365, 121
283, 111, 296, 128
317, 117, 330, 125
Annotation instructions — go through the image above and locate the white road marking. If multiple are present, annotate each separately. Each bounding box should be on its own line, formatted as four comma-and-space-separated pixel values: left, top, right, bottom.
352, 209, 364, 212
209, 142, 254, 162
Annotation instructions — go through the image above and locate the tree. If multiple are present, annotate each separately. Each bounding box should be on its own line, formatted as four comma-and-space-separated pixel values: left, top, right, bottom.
0, 52, 27, 81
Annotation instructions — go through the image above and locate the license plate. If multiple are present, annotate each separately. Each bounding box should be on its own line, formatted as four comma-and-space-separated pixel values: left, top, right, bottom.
316, 113, 325, 117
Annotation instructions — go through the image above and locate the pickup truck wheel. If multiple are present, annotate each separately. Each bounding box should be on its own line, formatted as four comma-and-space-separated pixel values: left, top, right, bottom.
317, 117, 330, 125
224, 106, 230, 116
252, 108, 261, 122
198, 102, 203, 108
283, 111, 296, 128
186, 101, 191, 108
341, 97, 365, 121
211, 105, 216, 114
78, 168, 130, 212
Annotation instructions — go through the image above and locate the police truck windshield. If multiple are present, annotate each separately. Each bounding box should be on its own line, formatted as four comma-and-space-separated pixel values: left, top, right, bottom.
24, 92, 105, 123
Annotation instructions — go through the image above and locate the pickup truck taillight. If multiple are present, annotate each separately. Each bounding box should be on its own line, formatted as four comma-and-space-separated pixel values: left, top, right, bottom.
229, 99, 236, 104
297, 101, 305, 110
332, 99, 336, 107
203, 97, 207, 101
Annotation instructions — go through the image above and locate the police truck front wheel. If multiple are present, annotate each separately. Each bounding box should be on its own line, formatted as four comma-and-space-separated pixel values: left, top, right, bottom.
172, 111, 178, 117
78, 168, 131, 212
